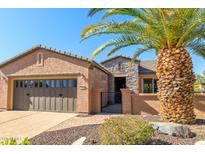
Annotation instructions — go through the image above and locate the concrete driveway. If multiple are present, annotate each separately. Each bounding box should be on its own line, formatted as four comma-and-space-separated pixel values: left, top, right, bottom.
0, 111, 76, 139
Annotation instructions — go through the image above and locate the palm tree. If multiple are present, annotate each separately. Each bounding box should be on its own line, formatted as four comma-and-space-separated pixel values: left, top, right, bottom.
81, 8, 205, 124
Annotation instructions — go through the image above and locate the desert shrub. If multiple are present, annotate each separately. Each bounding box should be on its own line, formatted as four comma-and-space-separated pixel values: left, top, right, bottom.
0, 137, 30, 145
99, 115, 155, 145
0, 138, 17, 145
20, 137, 30, 145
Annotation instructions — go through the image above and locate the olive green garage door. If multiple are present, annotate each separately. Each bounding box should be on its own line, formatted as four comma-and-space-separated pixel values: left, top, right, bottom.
13, 79, 77, 113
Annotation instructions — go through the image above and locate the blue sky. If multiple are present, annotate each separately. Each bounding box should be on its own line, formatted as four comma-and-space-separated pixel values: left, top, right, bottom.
0, 8, 204, 75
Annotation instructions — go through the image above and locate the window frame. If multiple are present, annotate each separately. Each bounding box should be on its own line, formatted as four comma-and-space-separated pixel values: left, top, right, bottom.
142, 78, 158, 93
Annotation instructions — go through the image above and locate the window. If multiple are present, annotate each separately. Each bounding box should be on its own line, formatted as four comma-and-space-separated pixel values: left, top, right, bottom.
68, 80, 73, 88
56, 80, 61, 88
24, 80, 28, 88
63, 80, 67, 88
37, 53, 43, 66
45, 80, 50, 88
34, 80, 38, 88
19, 81, 23, 88
15, 81, 18, 88
73, 79, 77, 87
143, 78, 158, 93
51, 80, 55, 88
28, 80, 34, 88
39, 80, 43, 88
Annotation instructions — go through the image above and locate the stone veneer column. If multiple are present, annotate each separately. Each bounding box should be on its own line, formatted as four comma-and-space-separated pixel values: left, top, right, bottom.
125, 63, 139, 94
121, 89, 132, 114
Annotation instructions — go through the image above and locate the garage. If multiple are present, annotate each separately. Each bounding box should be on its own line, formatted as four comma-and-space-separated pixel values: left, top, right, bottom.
13, 79, 77, 113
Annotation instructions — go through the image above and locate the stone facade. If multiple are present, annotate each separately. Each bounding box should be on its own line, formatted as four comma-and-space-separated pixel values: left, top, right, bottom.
101, 56, 139, 93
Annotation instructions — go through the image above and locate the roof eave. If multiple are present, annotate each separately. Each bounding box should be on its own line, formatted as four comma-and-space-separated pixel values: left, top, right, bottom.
0, 44, 111, 75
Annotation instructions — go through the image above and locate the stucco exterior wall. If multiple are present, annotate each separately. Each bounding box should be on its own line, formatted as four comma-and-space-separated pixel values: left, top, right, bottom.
89, 66, 109, 113
0, 48, 93, 113
0, 77, 8, 109
121, 89, 205, 118
131, 94, 159, 115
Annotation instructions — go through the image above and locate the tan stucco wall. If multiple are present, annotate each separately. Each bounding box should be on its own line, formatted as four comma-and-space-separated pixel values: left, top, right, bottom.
0, 77, 8, 109
121, 90, 205, 118
0, 48, 105, 113
89, 67, 108, 113
131, 94, 159, 115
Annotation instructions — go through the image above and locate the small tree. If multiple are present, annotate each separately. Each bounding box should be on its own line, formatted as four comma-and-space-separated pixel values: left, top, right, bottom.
195, 71, 205, 93
196, 71, 205, 84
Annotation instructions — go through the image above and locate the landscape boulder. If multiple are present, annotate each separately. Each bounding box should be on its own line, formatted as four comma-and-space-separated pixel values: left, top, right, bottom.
72, 137, 86, 145
152, 122, 194, 138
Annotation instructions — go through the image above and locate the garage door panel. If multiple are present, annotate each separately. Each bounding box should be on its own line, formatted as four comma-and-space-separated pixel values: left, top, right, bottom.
56, 86, 63, 112
62, 98, 68, 112
28, 89, 34, 111
34, 88, 39, 111
45, 92, 51, 111
39, 95, 45, 111
29, 96, 34, 111
50, 94, 56, 111
62, 88, 68, 113
74, 98, 77, 112
14, 79, 77, 113
43, 80, 49, 111
68, 98, 74, 112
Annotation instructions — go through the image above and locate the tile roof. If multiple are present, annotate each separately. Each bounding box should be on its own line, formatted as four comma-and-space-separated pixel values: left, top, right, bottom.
0, 44, 110, 74
139, 60, 156, 74
100, 55, 139, 64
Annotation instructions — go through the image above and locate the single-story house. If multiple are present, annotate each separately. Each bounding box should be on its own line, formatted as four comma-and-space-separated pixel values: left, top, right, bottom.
0, 45, 156, 114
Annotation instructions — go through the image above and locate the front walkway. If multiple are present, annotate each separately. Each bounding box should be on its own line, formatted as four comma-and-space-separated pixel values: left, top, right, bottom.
101, 104, 122, 114
48, 114, 121, 131
0, 111, 76, 139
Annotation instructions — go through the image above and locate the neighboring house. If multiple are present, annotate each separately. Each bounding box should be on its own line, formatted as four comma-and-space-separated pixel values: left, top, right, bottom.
0, 45, 157, 114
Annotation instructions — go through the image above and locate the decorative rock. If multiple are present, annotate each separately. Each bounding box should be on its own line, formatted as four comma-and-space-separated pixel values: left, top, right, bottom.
195, 141, 205, 145
72, 137, 86, 145
152, 122, 194, 138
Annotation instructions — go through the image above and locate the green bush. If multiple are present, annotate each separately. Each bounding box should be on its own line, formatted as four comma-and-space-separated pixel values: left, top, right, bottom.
0, 138, 17, 145
20, 137, 30, 145
0, 137, 30, 145
99, 115, 155, 145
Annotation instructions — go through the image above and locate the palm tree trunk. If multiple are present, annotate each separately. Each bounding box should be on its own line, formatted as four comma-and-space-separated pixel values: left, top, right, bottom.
157, 47, 196, 124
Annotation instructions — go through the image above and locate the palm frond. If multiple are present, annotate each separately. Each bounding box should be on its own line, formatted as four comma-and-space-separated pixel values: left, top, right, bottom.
82, 8, 205, 60
81, 21, 145, 41
88, 8, 107, 17
187, 40, 205, 58
131, 46, 155, 64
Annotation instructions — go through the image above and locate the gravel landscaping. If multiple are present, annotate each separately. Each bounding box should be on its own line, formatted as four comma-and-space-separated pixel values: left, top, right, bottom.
30, 115, 205, 145
30, 124, 100, 145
